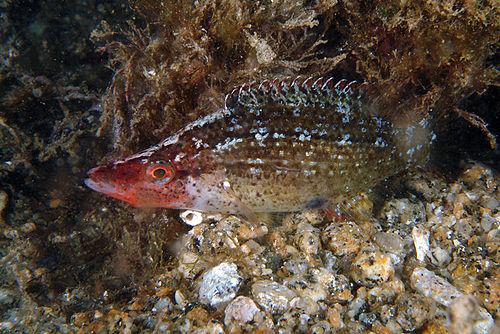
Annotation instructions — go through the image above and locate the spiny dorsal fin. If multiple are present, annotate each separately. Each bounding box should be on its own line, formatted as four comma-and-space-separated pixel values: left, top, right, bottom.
225, 77, 370, 110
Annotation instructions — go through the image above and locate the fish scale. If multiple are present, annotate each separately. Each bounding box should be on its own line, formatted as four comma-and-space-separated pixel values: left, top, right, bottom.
85, 77, 431, 214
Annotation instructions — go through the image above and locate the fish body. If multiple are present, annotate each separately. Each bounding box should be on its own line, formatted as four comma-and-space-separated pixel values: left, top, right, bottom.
85, 77, 431, 214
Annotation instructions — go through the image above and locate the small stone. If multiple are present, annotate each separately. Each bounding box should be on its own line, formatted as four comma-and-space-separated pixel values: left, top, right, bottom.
394, 293, 435, 332
224, 296, 261, 326
0, 288, 15, 308
373, 232, 403, 254
412, 226, 430, 262
347, 287, 367, 318
326, 303, 344, 330
460, 163, 495, 189
186, 306, 211, 324
480, 195, 500, 211
428, 246, 451, 267
295, 222, 321, 255
350, 250, 394, 287
206, 321, 225, 334
448, 295, 478, 334
380, 198, 426, 226
310, 320, 332, 333
198, 262, 242, 307
152, 297, 173, 313
322, 221, 367, 256
252, 280, 297, 314
174, 290, 187, 309
310, 268, 353, 302
367, 279, 404, 306
289, 296, 320, 315
410, 267, 462, 306
479, 209, 496, 232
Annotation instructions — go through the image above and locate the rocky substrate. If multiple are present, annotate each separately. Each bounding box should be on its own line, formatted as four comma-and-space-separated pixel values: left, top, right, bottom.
1, 162, 499, 333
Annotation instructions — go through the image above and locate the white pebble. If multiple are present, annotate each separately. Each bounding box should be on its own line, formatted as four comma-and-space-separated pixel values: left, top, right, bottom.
411, 226, 430, 262
198, 262, 242, 307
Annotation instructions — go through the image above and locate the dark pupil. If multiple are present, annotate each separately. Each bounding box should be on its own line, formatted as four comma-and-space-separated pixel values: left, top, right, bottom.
153, 167, 167, 179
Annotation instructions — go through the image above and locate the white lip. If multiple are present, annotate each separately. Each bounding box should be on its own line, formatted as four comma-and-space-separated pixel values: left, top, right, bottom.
84, 178, 122, 196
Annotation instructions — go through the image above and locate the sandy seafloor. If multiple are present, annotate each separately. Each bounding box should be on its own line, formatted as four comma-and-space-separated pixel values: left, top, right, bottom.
0, 1, 499, 333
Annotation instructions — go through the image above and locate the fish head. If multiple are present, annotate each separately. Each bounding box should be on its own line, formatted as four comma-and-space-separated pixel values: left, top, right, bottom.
85, 144, 195, 208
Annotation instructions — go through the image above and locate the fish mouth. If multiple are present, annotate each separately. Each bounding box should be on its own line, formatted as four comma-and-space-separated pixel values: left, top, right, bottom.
84, 167, 125, 197
84, 177, 117, 195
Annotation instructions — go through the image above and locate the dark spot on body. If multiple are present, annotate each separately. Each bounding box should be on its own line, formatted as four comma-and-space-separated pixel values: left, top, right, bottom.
303, 196, 326, 209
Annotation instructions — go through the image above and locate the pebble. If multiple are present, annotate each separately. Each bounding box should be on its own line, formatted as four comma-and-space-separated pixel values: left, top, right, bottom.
294, 222, 321, 255
198, 262, 242, 307
326, 303, 344, 330
412, 268, 495, 333
152, 297, 173, 313
448, 295, 478, 334
394, 293, 435, 331
251, 280, 297, 314
410, 267, 462, 306
283, 273, 327, 302
411, 226, 430, 262
224, 296, 261, 325
174, 290, 188, 310
373, 231, 405, 265
350, 250, 394, 287
428, 246, 451, 267
380, 198, 426, 226
0, 288, 16, 308
322, 221, 367, 256
310, 268, 353, 302
310, 320, 332, 334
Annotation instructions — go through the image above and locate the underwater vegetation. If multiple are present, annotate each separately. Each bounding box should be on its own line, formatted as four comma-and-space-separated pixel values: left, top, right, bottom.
0, 0, 498, 332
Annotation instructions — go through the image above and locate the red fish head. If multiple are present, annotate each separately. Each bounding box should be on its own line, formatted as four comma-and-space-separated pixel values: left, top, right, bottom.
85, 156, 191, 208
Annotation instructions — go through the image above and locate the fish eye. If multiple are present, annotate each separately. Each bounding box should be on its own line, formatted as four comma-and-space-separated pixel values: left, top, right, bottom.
147, 161, 175, 183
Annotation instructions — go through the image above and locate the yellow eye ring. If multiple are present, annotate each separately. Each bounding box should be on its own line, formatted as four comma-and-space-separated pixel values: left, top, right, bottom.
148, 162, 175, 183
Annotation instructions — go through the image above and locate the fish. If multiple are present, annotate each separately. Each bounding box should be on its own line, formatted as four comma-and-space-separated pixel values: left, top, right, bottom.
85, 77, 431, 216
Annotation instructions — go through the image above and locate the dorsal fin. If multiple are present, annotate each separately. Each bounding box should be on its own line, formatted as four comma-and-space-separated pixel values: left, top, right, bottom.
225, 77, 370, 110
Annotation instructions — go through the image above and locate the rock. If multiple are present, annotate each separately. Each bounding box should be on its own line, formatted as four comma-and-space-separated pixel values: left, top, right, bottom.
224, 296, 261, 325
174, 290, 187, 310
252, 280, 297, 314
347, 287, 367, 318
322, 221, 368, 256
448, 295, 478, 334
152, 297, 173, 313
460, 163, 495, 190
0, 288, 15, 307
289, 296, 320, 316
350, 250, 394, 287
310, 320, 332, 334
310, 268, 353, 302
410, 267, 461, 306
380, 198, 426, 226
394, 293, 435, 332
429, 246, 451, 267
367, 279, 404, 306
198, 262, 242, 307
373, 231, 405, 265
284, 275, 327, 302
411, 226, 430, 262
373, 231, 404, 254
326, 303, 344, 330
294, 222, 321, 255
